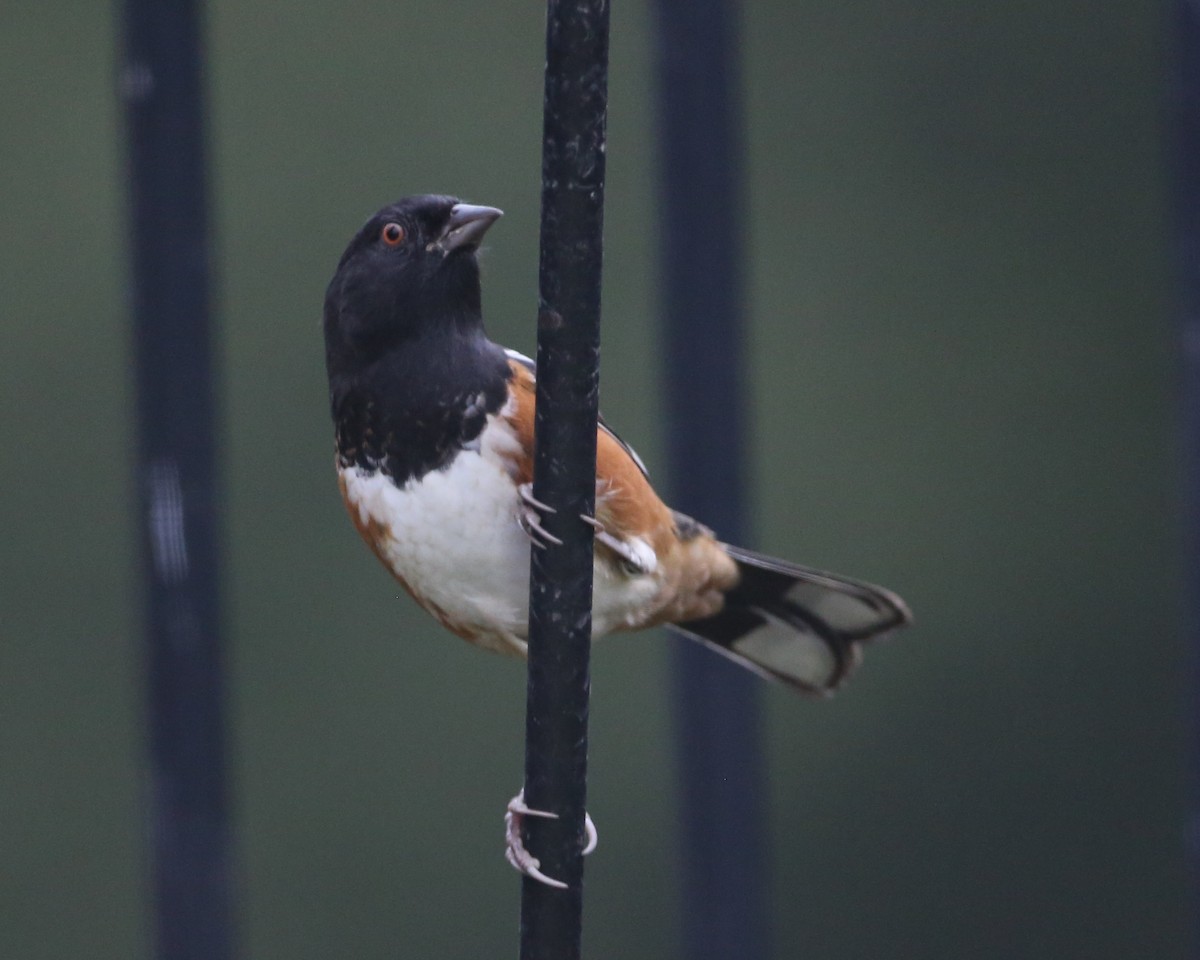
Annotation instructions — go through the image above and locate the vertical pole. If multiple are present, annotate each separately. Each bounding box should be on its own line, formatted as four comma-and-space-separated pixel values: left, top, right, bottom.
650, 1, 771, 959
519, 2, 610, 959
1178, 1, 1200, 950
120, 3, 233, 958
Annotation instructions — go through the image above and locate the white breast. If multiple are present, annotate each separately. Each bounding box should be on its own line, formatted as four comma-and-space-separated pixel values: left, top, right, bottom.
340, 409, 663, 652
340, 411, 532, 653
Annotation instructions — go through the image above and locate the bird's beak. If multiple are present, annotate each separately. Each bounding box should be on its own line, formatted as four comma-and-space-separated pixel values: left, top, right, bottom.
433, 203, 504, 254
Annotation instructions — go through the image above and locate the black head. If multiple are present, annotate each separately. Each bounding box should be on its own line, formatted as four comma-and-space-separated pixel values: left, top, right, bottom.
324, 194, 503, 375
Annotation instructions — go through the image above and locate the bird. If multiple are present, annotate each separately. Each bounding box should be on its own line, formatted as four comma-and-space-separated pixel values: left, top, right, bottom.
323, 194, 911, 886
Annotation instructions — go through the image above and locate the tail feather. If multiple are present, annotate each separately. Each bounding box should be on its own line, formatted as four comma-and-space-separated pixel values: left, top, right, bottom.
670, 544, 911, 696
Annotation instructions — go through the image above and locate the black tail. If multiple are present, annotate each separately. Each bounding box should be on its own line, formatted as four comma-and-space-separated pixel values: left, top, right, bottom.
670, 545, 911, 696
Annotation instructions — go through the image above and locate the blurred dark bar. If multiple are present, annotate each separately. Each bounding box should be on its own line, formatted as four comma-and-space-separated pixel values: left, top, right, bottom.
650, 1, 770, 959
519, 1, 610, 958
1179, 0, 1200, 949
120, 2, 234, 958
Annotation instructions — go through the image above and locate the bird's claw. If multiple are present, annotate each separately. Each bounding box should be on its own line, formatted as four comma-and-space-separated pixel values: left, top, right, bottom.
580, 514, 650, 575
504, 789, 598, 890
518, 483, 563, 549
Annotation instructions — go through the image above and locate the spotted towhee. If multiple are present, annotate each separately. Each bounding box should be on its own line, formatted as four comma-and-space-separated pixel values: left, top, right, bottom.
323, 194, 911, 884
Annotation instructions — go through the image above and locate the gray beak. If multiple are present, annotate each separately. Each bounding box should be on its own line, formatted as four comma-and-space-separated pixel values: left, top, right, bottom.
434, 203, 503, 254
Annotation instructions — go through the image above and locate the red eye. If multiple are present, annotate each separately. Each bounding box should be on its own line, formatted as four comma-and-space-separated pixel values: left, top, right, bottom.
381, 222, 405, 246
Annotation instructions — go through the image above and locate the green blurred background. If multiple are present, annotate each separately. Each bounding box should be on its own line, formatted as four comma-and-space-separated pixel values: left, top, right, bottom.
0, 1, 1185, 957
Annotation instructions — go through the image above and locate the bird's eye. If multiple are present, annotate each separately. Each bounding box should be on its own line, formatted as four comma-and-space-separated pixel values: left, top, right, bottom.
381, 222, 405, 246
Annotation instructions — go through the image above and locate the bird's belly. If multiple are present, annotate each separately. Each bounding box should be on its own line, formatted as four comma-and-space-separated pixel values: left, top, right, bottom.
339, 460, 663, 651
340, 450, 533, 652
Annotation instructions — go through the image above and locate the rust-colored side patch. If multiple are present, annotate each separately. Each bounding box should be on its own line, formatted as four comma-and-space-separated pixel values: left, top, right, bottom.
501, 360, 537, 485
504, 358, 676, 551
594, 428, 676, 551
500, 360, 742, 631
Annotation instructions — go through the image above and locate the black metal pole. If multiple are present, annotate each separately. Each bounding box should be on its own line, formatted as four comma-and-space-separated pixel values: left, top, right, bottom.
518, 2, 609, 959
1177, 1, 1200, 948
120, 3, 233, 959
650, 1, 771, 959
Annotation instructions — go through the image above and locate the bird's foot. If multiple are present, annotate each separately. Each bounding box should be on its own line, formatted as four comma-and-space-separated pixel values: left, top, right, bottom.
580, 514, 652, 575
504, 789, 598, 889
517, 483, 563, 549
